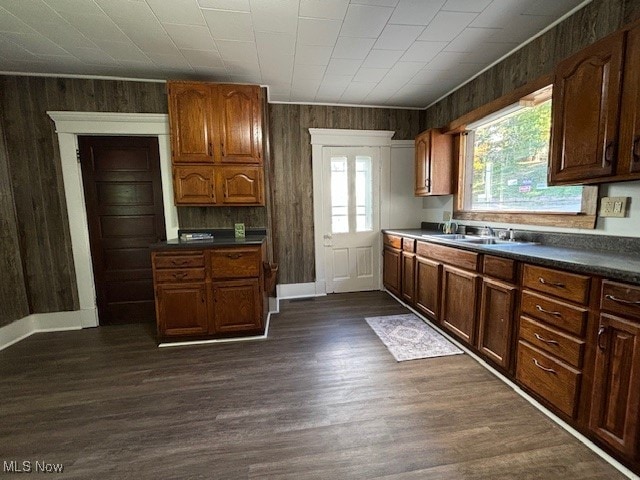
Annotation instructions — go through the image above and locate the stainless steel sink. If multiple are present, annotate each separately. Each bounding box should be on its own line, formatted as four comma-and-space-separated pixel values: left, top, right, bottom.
423, 234, 481, 240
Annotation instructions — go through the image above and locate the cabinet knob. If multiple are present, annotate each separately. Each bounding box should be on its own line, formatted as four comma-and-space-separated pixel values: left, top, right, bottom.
208, 142, 213, 157
633, 135, 640, 162
604, 141, 616, 165
227, 253, 242, 259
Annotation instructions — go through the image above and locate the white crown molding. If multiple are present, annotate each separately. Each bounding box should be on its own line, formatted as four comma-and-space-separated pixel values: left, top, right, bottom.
309, 129, 395, 146
47, 111, 169, 134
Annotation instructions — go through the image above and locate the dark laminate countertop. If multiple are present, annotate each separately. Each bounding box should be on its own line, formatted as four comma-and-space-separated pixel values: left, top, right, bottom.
384, 228, 640, 285
151, 235, 266, 250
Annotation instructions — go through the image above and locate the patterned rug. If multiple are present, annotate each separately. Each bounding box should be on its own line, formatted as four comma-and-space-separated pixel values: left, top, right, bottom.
365, 313, 464, 362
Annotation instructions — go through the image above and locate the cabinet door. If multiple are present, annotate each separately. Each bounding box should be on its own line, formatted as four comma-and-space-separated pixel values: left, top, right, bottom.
217, 85, 262, 164
383, 247, 401, 296
619, 24, 640, 176
168, 82, 215, 163
156, 283, 208, 337
549, 31, 624, 184
477, 278, 516, 369
173, 165, 215, 205
212, 279, 263, 334
441, 265, 479, 344
415, 130, 430, 196
216, 166, 264, 205
415, 256, 441, 321
589, 313, 640, 458
401, 252, 415, 304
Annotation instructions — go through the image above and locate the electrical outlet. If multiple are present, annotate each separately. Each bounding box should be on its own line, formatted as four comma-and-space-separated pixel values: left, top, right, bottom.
442, 211, 452, 222
599, 196, 629, 218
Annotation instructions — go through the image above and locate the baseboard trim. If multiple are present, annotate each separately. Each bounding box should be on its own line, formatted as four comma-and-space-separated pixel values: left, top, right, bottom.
276, 282, 327, 300
0, 309, 92, 352
384, 289, 637, 480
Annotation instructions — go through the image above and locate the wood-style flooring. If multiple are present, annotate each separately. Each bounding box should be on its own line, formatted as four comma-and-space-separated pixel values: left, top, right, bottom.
0, 292, 626, 479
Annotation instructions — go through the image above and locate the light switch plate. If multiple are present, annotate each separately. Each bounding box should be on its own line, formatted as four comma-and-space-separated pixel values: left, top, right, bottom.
599, 196, 629, 218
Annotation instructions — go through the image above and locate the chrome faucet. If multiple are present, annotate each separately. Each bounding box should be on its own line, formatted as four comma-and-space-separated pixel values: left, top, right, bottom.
483, 226, 495, 237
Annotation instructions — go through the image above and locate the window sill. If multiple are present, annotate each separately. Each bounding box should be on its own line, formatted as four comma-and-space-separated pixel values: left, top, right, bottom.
453, 210, 597, 229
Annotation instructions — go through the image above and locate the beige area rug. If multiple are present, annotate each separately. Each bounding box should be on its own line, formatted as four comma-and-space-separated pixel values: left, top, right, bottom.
365, 313, 464, 362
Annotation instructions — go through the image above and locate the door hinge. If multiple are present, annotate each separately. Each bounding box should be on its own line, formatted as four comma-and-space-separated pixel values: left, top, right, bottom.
76, 149, 81, 163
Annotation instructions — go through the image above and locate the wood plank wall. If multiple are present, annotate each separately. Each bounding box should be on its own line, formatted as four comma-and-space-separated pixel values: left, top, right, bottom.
422, 0, 638, 130
0, 76, 167, 324
269, 104, 421, 284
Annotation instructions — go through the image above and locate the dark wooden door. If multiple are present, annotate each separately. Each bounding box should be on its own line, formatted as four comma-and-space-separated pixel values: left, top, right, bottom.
168, 82, 215, 163
401, 251, 415, 304
477, 278, 516, 369
79, 136, 166, 325
383, 247, 401, 296
414, 130, 430, 195
217, 85, 262, 164
441, 265, 479, 344
215, 166, 264, 205
415, 256, 441, 321
589, 313, 640, 458
212, 279, 263, 333
156, 283, 209, 337
620, 24, 640, 176
549, 31, 624, 184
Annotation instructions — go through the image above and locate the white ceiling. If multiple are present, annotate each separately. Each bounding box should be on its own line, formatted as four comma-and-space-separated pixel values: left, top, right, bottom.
0, 0, 589, 108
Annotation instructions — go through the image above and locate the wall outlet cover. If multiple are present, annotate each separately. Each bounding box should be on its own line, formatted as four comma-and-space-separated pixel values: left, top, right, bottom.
599, 196, 629, 218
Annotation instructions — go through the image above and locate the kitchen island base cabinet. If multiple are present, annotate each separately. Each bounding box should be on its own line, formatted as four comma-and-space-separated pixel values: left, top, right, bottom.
212, 279, 262, 334
156, 283, 209, 337
441, 265, 479, 344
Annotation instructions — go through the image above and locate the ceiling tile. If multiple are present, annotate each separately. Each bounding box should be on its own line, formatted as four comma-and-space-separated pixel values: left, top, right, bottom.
163, 24, 217, 50
408, 66, 446, 85
0, 32, 69, 56
299, 0, 349, 20
65, 46, 118, 65
425, 50, 467, 70
340, 4, 393, 38
33, 24, 96, 50
256, 31, 295, 57
293, 63, 326, 80
260, 58, 293, 83
383, 61, 424, 80
340, 82, 376, 103
43, 0, 104, 16
400, 41, 447, 62
389, 0, 446, 26
297, 17, 341, 46
350, 0, 399, 6
216, 39, 258, 62
268, 82, 292, 95
442, 0, 492, 12
196, 0, 250, 11
147, 52, 193, 68
470, 0, 524, 28
250, 0, 298, 34
418, 11, 478, 42
0, 37, 39, 61
332, 36, 375, 60
353, 67, 388, 83
361, 49, 403, 68
269, 93, 291, 101
121, 31, 177, 55
444, 26, 501, 52
180, 48, 225, 67
202, 9, 254, 41
325, 57, 363, 76
95, 40, 152, 63
63, 13, 130, 42
146, 0, 206, 25
0, 7, 35, 34
373, 24, 424, 50
485, 14, 553, 44
294, 44, 333, 65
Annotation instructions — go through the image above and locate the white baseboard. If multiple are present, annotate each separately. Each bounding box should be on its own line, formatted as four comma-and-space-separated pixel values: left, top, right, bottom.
384, 289, 638, 480
0, 309, 93, 352
276, 282, 327, 300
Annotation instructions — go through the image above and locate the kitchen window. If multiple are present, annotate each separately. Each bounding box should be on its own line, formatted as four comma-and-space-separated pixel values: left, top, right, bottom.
454, 81, 597, 228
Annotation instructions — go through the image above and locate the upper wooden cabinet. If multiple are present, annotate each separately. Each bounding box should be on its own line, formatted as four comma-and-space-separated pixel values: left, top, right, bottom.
167, 81, 265, 206
414, 129, 453, 196
549, 24, 640, 185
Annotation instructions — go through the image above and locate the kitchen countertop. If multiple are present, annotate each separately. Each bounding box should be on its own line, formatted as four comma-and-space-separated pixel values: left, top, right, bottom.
384, 228, 640, 285
151, 235, 266, 250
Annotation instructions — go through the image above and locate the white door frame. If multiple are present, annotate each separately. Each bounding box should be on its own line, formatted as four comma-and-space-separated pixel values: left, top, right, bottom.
310, 128, 394, 296
47, 111, 177, 328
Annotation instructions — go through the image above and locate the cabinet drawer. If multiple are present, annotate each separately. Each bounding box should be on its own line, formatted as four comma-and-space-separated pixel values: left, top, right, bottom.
155, 268, 205, 283
402, 238, 416, 252
517, 341, 582, 418
521, 290, 588, 337
210, 247, 261, 279
154, 253, 205, 269
383, 234, 402, 249
416, 242, 479, 271
522, 264, 590, 304
519, 316, 585, 368
483, 255, 516, 283
601, 280, 640, 318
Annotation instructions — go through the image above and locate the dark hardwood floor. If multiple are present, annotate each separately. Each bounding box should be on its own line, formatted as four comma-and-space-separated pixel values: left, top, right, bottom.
0, 292, 625, 479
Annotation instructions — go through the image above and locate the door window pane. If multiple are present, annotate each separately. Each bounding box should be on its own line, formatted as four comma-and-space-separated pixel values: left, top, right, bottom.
355, 156, 372, 232
331, 157, 348, 233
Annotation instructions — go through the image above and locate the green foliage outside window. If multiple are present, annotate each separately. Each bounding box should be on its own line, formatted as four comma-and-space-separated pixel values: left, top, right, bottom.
470, 99, 582, 212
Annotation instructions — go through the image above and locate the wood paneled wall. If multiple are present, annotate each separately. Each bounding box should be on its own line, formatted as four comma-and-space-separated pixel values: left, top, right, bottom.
0, 76, 167, 324
422, 0, 638, 130
269, 104, 421, 284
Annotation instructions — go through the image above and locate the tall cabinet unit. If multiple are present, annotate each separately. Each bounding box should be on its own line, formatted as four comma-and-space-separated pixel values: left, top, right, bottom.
168, 81, 265, 206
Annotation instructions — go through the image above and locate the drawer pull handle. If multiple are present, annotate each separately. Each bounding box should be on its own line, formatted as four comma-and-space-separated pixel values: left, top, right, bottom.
605, 294, 640, 306
597, 325, 607, 350
227, 253, 242, 259
533, 358, 556, 374
173, 272, 187, 279
171, 260, 188, 265
534, 333, 560, 346
538, 277, 565, 288
535, 304, 562, 317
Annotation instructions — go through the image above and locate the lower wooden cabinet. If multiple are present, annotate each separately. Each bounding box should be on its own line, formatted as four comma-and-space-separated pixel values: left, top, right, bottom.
383, 246, 401, 296
156, 283, 209, 336
441, 265, 480, 344
477, 278, 516, 370
152, 243, 266, 341
415, 256, 441, 321
401, 250, 415, 304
